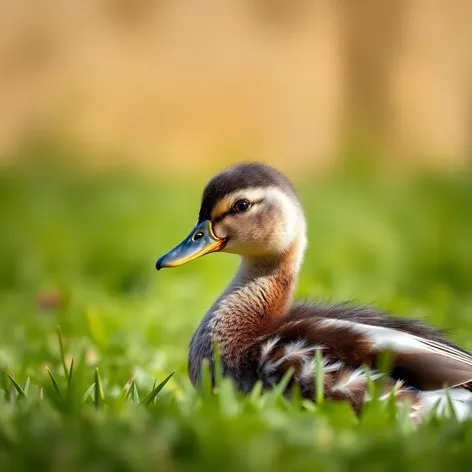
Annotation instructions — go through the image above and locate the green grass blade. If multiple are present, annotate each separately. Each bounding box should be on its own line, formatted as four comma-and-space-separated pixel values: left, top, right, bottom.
382, 381, 400, 422
248, 380, 263, 403
46, 367, 62, 398
264, 366, 294, 405
217, 378, 241, 417
24, 377, 31, 397
119, 376, 135, 402
315, 348, 324, 404
132, 382, 140, 404
199, 359, 214, 399
364, 366, 378, 402
56, 325, 69, 380
444, 389, 458, 421
7, 374, 27, 399
290, 381, 303, 411
277, 366, 295, 395
83, 383, 96, 402
212, 342, 223, 389
94, 368, 105, 409
67, 356, 75, 390
142, 371, 175, 406
375, 351, 394, 395
1, 369, 11, 400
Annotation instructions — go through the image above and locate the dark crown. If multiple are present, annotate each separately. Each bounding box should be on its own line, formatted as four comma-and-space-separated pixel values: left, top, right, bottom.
198, 163, 298, 221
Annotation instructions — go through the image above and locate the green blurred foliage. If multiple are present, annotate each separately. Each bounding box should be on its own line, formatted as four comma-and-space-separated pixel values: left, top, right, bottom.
0, 157, 472, 470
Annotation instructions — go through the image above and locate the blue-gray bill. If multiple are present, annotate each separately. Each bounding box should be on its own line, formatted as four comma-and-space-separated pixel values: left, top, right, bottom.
156, 220, 226, 270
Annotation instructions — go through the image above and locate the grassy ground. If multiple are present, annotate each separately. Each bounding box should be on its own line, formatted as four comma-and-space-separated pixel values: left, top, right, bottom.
1, 161, 472, 471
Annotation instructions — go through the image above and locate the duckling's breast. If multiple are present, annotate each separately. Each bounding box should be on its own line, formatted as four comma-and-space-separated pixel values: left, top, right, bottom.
188, 310, 261, 392
188, 312, 214, 387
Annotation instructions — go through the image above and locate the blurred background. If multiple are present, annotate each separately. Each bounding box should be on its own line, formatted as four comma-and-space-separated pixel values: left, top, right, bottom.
1, 0, 472, 175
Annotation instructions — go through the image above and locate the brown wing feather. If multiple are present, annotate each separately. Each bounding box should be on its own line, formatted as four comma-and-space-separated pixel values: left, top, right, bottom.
254, 332, 422, 417
262, 303, 472, 391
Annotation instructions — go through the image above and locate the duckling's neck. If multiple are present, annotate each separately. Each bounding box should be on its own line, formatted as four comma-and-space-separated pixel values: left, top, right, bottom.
221, 250, 300, 324
188, 234, 306, 387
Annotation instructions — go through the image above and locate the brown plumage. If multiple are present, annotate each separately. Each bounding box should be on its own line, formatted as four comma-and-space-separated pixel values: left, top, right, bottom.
156, 162, 472, 423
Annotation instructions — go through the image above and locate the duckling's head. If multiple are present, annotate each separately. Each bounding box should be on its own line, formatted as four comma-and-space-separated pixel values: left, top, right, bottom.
156, 163, 306, 269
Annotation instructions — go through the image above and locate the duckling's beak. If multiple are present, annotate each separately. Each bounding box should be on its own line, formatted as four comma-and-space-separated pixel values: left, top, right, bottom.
156, 220, 226, 270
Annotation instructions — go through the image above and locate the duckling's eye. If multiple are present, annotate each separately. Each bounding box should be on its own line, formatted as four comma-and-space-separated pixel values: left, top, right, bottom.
232, 199, 250, 213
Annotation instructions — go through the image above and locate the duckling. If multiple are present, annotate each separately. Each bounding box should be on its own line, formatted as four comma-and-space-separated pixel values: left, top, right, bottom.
156, 162, 472, 422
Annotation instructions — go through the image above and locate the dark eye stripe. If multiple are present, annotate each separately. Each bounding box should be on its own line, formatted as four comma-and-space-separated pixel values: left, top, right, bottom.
212, 198, 263, 223
212, 211, 230, 224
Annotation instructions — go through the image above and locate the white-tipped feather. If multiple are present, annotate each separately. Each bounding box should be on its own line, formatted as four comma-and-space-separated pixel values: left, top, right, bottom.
299, 358, 315, 382
262, 341, 316, 376
332, 368, 366, 394
284, 341, 318, 359
259, 336, 280, 363
298, 357, 343, 383
323, 360, 344, 373
333, 368, 381, 395
319, 318, 431, 354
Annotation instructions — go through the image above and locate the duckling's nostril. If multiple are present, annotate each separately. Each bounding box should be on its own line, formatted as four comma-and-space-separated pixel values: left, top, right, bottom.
193, 231, 204, 241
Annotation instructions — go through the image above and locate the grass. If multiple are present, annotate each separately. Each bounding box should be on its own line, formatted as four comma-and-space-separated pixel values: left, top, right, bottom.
1, 161, 472, 470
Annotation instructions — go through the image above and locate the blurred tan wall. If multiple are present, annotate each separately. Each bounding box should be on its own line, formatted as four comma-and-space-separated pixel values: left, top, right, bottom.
0, 0, 471, 173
